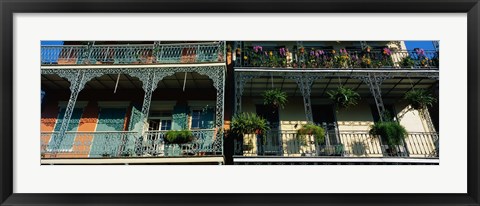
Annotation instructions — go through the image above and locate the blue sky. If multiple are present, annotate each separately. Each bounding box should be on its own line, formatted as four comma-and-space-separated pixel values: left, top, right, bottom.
404, 41, 437, 50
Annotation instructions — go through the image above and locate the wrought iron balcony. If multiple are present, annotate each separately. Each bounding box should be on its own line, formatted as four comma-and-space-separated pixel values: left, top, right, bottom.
41, 42, 225, 65
41, 129, 219, 158
234, 47, 439, 69
233, 129, 439, 158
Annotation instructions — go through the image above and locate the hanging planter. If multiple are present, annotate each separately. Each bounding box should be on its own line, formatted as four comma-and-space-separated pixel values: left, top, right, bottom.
369, 121, 407, 147
404, 89, 437, 110
327, 86, 361, 110
263, 89, 288, 110
296, 123, 325, 146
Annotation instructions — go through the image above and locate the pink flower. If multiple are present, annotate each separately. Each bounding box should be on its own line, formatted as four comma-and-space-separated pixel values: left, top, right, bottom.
253, 45, 263, 53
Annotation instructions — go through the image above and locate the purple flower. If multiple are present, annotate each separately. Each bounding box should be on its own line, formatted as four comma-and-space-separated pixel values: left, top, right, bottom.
279, 48, 286, 56
383, 48, 391, 55
416, 48, 425, 57
318, 50, 324, 55
310, 50, 315, 56
315, 50, 320, 58
253, 45, 263, 53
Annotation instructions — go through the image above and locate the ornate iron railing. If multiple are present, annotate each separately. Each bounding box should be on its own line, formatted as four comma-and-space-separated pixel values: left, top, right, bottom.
41, 129, 219, 158
234, 47, 439, 69
234, 129, 439, 158
142, 129, 218, 157
41, 131, 139, 158
41, 42, 225, 65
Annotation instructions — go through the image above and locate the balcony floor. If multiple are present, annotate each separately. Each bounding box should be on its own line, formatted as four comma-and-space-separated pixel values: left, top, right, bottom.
41, 156, 224, 165
233, 156, 439, 165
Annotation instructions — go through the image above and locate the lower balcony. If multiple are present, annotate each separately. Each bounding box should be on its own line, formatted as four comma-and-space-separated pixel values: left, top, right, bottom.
233, 129, 439, 165
41, 129, 223, 165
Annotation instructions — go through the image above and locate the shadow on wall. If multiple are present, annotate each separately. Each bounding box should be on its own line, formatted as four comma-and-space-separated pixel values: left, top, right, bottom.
285, 138, 302, 155
350, 141, 367, 156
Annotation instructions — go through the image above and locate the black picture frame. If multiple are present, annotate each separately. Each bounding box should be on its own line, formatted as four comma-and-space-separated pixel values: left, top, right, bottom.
1, 0, 479, 205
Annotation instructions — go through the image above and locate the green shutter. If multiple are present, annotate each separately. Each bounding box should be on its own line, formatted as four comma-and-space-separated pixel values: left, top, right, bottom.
128, 104, 143, 132
90, 108, 126, 157
200, 108, 215, 129
51, 108, 83, 150
171, 105, 188, 130
126, 104, 142, 154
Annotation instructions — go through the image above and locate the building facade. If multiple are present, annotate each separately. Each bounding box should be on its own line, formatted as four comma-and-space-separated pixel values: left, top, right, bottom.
230, 41, 439, 165
40, 40, 439, 165
41, 41, 226, 164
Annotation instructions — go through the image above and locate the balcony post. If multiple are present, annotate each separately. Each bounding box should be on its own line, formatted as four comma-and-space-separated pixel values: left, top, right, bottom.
127, 69, 174, 131
234, 72, 243, 114
152, 41, 161, 63
357, 73, 389, 122
288, 74, 317, 122
50, 69, 104, 151
233, 73, 255, 114
213, 68, 226, 155
79, 41, 95, 64
233, 41, 243, 67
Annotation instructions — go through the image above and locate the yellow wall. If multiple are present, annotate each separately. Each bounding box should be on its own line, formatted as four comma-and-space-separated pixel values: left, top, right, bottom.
239, 96, 437, 157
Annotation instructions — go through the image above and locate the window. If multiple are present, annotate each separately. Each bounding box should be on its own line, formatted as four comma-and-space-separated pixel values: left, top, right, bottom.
148, 111, 172, 131
160, 120, 172, 131
191, 110, 202, 129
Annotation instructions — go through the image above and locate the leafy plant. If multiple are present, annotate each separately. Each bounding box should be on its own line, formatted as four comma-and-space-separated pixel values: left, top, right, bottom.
327, 86, 361, 109
165, 130, 194, 144
400, 56, 416, 68
369, 121, 407, 147
231, 112, 270, 136
361, 57, 372, 68
263, 89, 288, 109
296, 123, 325, 145
404, 89, 437, 110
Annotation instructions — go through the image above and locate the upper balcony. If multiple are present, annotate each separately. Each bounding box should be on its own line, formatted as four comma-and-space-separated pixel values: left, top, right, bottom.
233, 46, 439, 70
41, 41, 226, 66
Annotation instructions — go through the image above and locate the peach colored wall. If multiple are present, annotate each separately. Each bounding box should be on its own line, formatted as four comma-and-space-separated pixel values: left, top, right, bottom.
68, 101, 99, 158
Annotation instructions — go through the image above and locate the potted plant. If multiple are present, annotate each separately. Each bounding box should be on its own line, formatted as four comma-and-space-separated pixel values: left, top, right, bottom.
404, 89, 437, 110
334, 49, 350, 68
400, 56, 415, 68
296, 123, 325, 145
380, 47, 394, 67
369, 121, 407, 155
165, 130, 194, 144
327, 86, 361, 110
364, 45, 372, 53
263, 89, 288, 110
231, 112, 269, 136
231, 112, 270, 154
361, 56, 372, 68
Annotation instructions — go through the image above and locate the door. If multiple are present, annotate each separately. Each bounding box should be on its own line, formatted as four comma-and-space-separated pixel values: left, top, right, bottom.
90, 108, 127, 157
312, 104, 338, 145
255, 104, 280, 155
